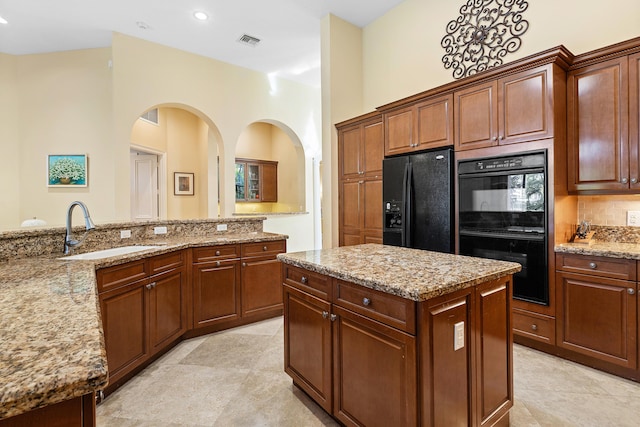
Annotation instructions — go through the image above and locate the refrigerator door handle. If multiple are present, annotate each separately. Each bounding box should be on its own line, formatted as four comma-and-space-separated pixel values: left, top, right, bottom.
401, 162, 409, 247
405, 161, 413, 247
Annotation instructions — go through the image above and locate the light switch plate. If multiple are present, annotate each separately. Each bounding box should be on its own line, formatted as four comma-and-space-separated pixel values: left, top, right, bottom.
454, 321, 465, 351
628, 211, 640, 226
217, 224, 228, 231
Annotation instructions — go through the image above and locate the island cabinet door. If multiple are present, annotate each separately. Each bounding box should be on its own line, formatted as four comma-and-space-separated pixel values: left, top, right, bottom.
419, 288, 473, 427
192, 259, 242, 328
283, 284, 333, 413
473, 276, 513, 427
332, 305, 417, 427
241, 255, 284, 317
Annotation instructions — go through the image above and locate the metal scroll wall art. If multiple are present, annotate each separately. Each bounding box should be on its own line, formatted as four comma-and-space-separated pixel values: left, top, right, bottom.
441, 0, 530, 79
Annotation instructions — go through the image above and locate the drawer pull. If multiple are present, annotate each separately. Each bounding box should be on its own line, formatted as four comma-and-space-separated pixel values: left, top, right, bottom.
263, 246, 268, 251
589, 262, 597, 269
628, 288, 636, 295
242, 262, 247, 267
215, 250, 221, 256
301, 276, 308, 284
322, 311, 329, 319
531, 324, 538, 331
216, 261, 221, 267
363, 297, 371, 306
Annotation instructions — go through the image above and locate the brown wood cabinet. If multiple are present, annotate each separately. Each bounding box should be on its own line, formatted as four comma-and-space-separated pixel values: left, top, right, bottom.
241, 240, 286, 317
0, 393, 96, 427
556, 253, 637, 369
283, 264, 513, 426
192, 245, 242, 328
384, 93, 454, 156
97, 251, 187, 391
235, 158, 278, 202
455, 64, 558, 151
567, 57, 631, 192
337, 113, 384, 246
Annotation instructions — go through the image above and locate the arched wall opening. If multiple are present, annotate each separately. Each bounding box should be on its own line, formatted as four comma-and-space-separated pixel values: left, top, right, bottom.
129, 104, 224, 220
234, 121, 306, 214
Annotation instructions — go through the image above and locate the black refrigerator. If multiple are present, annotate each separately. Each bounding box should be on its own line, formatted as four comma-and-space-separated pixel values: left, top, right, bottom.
382, 147, 454, 253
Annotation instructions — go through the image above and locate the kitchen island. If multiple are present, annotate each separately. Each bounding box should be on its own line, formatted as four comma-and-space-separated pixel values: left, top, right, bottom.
0, 220, 286, 426
278, 244, 521, 427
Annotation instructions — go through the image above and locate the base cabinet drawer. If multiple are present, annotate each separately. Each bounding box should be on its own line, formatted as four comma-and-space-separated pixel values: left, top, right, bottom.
513, 309, 555, 345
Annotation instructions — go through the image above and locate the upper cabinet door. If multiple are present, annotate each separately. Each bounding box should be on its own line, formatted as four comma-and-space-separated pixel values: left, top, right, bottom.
629, 53, 640, 190
362, 119, 384, 177
385, 107, 414, 156
416, 94, 454, 151
567, 57, 629, 192
339, 126, 362, 179
454, 81, 499, 151
499, 65, 554, 145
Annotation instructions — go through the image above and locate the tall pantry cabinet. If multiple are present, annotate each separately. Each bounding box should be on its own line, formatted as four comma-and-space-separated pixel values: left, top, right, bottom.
336, 112, 384, 246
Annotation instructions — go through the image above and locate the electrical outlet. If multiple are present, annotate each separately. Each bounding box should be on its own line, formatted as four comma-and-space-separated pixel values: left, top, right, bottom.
120, 230, 131, 238
154, 226, 168, 235
628, 211, 640, 226
454, 321, 465, 351
216, 224, 228, 231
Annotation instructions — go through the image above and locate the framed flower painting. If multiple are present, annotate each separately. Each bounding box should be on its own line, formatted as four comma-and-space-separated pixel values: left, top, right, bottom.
47, 154, 88, 187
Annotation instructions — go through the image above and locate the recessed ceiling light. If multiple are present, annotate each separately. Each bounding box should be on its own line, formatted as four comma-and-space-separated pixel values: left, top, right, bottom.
0, 15, 8, 24
193, 11, 208, 21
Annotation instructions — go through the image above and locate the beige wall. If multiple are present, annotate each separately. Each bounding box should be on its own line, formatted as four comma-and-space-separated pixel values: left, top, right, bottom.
362, 0, 640, 109
11, 48, 115, 228
321, 15, 364, 248
0, 53, 20, 227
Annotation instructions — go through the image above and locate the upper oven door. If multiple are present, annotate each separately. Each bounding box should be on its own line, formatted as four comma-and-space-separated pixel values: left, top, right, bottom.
458, 154, 546, 234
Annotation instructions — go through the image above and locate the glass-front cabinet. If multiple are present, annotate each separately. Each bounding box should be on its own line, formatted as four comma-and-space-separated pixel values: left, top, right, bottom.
235, 158, 278, 202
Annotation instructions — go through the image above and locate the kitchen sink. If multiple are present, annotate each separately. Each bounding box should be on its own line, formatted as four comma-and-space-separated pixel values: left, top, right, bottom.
59, 245, 163, 260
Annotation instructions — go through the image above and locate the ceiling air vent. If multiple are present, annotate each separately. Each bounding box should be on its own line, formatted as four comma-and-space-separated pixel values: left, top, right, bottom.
238, 34, 261, 47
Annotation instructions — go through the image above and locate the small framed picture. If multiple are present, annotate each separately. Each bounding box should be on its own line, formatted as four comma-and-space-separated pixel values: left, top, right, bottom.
174, 172, 194, 196
47, 154, 88, 187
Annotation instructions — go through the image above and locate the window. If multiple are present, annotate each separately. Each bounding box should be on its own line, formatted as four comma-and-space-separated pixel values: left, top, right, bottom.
139, 108, 159, 125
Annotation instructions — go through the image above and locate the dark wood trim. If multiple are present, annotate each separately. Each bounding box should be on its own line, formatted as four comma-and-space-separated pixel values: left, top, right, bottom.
335, 111, 382, 129
569, 36, 640, 70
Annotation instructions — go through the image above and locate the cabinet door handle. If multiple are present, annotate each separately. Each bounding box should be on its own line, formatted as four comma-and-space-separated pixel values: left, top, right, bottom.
499, 135, 505, 140
330, 314, 337, 322
242, 262, 247, 267
628, 288, 636, 295
215, 250, 221, 256
146, 282, 156, 290
492, 136, 498, 141
622, 177, 629, 184
216, 261, 221, 267
322, 311, 329, 319
362, 297, 371, 306
301, 276, 308, 284
589, 262, 597, 269
632, 178, 638, 184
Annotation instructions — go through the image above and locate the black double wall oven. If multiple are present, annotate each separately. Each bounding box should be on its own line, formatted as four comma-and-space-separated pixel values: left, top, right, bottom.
458, 151, 549, 306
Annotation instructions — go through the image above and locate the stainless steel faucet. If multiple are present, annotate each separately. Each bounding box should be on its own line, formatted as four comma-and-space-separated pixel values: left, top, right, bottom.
63, 201, 96, 254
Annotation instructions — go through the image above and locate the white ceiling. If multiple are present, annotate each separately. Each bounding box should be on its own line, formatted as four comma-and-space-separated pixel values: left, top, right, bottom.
0, 0, 405, 87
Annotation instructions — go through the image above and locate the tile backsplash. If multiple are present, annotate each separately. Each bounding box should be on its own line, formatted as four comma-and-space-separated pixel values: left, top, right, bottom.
578, 195, 640, 226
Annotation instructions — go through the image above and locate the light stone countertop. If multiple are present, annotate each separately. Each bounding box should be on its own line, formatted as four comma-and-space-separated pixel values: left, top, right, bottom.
0, 231, 287, 420
278, 244, 522, 302
555, 241, 640, 260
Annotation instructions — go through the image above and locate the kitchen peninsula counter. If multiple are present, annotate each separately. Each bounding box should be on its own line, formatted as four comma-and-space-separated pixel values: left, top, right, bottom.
279, 244, 521, 426
0, 231, 286, 422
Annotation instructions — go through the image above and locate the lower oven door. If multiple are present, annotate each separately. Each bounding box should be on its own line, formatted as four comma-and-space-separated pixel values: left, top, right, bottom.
459, 232, 548, 305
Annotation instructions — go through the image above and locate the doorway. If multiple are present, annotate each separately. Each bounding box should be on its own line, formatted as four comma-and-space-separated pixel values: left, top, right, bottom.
130, 148, 166, 221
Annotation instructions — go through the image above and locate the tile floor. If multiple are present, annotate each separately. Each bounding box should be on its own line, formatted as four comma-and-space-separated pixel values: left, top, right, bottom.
97, 316, 640, 426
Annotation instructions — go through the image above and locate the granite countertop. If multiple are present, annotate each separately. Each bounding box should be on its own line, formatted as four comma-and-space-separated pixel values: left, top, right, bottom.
555, 241, 640, 260
278, 244, 522, 302
0, 231, 287, 420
